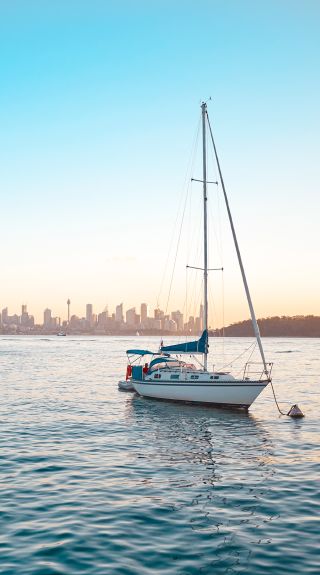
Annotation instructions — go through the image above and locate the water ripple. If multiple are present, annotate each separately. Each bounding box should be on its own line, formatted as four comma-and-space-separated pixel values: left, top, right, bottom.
0, 336, 319, 574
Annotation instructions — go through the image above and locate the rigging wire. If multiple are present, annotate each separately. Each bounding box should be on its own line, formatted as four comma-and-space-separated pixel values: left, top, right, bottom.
234, 341, 258, 378
157, 115, 201, 309
184, 264, 188, 343
185, 181, 199, 338
221, 269, 225, 361
207, 185, 224, 265
208, 280, 220, 331
183, 177, 204, 325
185, 247, 202, 319
218, 340, 257, 371
164, 185, 189, 316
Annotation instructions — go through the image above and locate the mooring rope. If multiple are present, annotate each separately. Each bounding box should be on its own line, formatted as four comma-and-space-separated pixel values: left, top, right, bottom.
269, 380, 287, 415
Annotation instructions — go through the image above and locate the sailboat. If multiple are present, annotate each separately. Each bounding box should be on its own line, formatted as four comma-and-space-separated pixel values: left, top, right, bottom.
122, 102, 272, 409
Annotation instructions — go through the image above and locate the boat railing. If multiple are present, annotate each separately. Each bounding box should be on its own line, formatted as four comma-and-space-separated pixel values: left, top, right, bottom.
243, 362, 273, 381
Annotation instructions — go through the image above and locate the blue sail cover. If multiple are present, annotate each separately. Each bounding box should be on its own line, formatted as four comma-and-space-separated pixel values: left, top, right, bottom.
160, 330, 208, 354
149, 357, 178, 369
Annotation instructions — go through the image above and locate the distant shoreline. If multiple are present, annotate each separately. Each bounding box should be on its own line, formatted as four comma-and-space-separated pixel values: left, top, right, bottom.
1, 316, 320, 338
1, 333, 320, 339
211, 315, 320, 338
0, 332, 320, 340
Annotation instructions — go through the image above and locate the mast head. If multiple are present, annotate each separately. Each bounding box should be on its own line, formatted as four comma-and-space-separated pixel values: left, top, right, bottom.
201, 97, 211, 111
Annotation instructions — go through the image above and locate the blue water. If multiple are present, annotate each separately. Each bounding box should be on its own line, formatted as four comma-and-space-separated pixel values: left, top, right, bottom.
0, 336, 319, 574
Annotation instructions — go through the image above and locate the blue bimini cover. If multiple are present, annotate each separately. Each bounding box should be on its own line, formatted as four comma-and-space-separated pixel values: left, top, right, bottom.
126, 349, 155, 356
160, 330, 208, 354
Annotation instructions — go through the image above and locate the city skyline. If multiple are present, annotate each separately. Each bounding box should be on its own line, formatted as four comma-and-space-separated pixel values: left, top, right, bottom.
0, 300, 205, 334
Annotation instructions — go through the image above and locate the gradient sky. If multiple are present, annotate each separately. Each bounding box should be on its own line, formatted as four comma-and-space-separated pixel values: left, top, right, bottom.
1, 0, 319, 326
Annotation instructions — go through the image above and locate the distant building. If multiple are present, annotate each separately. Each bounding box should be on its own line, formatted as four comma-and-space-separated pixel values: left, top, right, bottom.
69, 315, 87, 331
44, 308, 52, 327
195, 316, 201, 333
21, 312, 30, 326
115, 303, 124, 324
98, 311, 107, 328
199, 304, 204, 331
2, 308, 8, 324
69, 314, 80, 328
164, 318, 177, 331
86, 304, 93, 326
171, 310, 184, 331
186, 315, 195, 333
154, 307, 164, 320
126, 307, 138, 327
154, 307, 165, 328
151, 318, 162, 330
106, 314, 116, 330
141, 303, 148, 326
21, 304, 30, 327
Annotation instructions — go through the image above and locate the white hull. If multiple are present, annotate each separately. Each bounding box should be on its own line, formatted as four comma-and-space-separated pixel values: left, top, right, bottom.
131, 379, 269, 408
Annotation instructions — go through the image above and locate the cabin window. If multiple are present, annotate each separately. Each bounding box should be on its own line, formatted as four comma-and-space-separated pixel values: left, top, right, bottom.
190, 375, 199, 380
214, 376, 219, 380
170, 374, 180, 380
154, 374, 161, 379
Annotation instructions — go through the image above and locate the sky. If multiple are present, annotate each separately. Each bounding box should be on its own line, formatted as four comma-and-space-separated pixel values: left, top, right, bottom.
0, 0, 319, 327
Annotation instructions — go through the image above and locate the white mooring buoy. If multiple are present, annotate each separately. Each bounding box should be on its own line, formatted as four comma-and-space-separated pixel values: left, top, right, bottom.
287, 404, 304, 418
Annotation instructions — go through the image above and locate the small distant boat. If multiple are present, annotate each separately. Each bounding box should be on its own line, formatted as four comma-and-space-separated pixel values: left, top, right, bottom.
57, 332, 66, 337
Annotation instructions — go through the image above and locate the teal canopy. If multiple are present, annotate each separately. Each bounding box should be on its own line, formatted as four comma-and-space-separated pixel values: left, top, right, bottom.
126, 349, 155, 356
160, 330, 208, 354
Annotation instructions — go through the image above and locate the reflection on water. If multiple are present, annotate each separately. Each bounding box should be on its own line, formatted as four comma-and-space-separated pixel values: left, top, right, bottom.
123, 396, 277, 572
0, 336, 319, 575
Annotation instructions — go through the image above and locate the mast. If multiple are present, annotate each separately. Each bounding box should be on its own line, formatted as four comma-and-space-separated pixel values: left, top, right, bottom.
206, 113, 269, 377
201, 102, 208, 371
